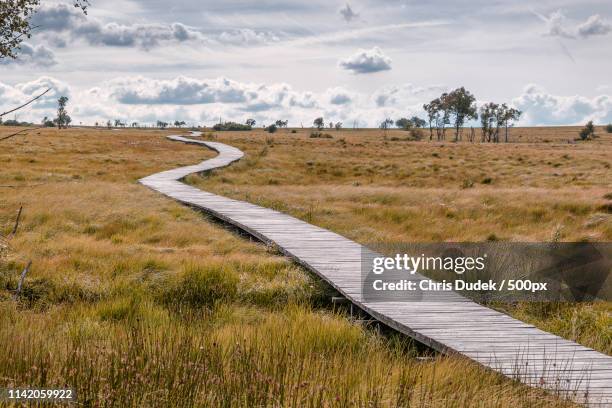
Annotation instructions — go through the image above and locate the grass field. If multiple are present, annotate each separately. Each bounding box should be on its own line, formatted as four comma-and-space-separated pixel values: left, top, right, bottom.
0, 126, 610, 407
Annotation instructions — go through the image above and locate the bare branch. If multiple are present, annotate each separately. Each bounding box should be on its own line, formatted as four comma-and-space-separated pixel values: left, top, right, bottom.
15, 261, 32, 299
0, 183, 45, 188
0, 88, 50, 118
0, 126, 42, 142
11, 206, 23, 235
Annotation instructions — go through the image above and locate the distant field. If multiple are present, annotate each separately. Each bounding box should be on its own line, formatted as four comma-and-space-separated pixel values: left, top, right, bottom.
0, 126, 609, 407
192, 126, 612, 242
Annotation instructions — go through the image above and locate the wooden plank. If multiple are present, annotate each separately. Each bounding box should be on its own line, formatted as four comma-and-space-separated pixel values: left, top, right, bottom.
139, 133, 612, 407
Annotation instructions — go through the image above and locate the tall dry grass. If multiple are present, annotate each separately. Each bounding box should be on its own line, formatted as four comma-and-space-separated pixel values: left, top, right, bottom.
189, 127, 612, 353
0, 126, 607, 406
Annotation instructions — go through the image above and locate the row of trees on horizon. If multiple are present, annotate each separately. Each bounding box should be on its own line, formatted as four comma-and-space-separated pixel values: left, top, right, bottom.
2, 91, 611, 142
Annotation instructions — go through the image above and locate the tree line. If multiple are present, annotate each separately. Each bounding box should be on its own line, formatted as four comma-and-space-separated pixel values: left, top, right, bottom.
4, 91, 611, 143
422, 87, 522, 143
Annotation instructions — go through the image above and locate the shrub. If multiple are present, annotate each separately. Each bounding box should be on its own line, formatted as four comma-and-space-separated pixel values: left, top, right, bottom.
310, 131, 333, 139
266, 124, 277, 133
395, 118, 413, 130
605, 124, 612, 133
579, 121, 595, 140
212, 122, 252, 131
461, 179, 474, 189
409, 128, 424, 141
159, 264, 238, 310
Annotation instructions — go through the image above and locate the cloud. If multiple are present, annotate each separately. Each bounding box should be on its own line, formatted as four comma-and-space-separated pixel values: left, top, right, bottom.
339, 47, 392, 74
0, 77, 70, 122
0, 43, 57, 67
104, 76, 319, 113
3, 76, 611, 129
340, 3, 359, 23
217, 29, 280, 45
536, 10, 611, 39
513, 84, 612, 125
30, 3, 278, 49
326, 87, 354, 105
109, 77, 248, 104
291, 21, 446, 47
372, 84, 447, 107
577, 14, 611, 37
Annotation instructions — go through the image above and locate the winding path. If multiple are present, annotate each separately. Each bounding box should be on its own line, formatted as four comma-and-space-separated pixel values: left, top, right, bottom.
140, 133, 612, 406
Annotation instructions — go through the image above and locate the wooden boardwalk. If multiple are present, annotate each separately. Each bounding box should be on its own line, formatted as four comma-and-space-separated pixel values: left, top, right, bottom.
140, 133, 612, 406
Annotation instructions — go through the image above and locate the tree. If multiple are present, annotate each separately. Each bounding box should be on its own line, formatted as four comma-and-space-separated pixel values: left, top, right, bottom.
437, 94, 451, 140
334, 122, 343, 131
445, 87, 478, 141
156, 120, 168, 129
380, 118, 394, 137
55, 96, 70, 129
410, 116, 426, 128
500, 105, 521, 142
424, 96, 450, 141
423, 102, 437, 140
41, 116, 54, 127
579, 121, 595, 140
313, 117, 324, 130
395, 118, 413, 130
380, 118, 394, 129
106, 120, 112, 129
605, 124, 612, 133
246, 119, 256, 127
275, 119, 288, 128
1, 1, 89, 59
174, 120, 185, 128
480, 102, 499, 142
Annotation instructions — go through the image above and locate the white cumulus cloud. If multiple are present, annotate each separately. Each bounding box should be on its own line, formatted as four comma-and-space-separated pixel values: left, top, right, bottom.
339, 47, 392, 74
513, 84, 612, 125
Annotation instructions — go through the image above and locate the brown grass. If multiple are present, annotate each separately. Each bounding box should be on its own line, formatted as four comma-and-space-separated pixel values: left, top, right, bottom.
0, 125, 608, 406
190, 126, 612, 354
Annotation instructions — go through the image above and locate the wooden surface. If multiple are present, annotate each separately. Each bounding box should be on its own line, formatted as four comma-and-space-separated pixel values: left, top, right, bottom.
140, 133, 612, 406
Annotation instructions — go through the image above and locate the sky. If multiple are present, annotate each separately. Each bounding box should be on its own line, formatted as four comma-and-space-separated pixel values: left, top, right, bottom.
1, 0, 612, 127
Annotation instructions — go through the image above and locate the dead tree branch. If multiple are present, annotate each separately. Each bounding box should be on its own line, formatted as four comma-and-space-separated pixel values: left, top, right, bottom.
0, 183, 45, 188
11, 206, 23, 235
14, 261, 32, 299
0, 88, 50, 118
0, 126, 42, 142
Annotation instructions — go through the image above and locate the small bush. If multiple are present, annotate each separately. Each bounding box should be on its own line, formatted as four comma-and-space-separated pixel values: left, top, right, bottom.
605, 123, 612, 133
461, 179, 474, 189
266, 124, 277, 133
309, 132, 332, 139
290, 129, 297, 134
212, 122, 252, 131
579, 121, 595, 140
409, 128, 424, 141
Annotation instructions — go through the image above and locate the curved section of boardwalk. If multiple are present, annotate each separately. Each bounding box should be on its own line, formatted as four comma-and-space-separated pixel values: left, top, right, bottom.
140, 133, 612, 406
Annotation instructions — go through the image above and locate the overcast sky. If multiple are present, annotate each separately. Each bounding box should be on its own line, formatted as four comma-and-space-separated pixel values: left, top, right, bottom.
1, 0, 612, 127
